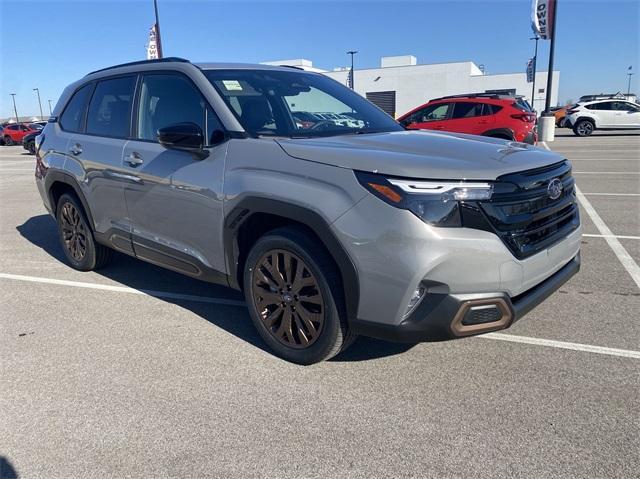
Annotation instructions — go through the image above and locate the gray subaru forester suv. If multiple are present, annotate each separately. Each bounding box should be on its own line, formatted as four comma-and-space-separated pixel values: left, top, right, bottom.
35, 57, 581, 364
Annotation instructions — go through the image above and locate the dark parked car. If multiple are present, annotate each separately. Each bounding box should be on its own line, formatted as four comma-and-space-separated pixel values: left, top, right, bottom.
23, 131, 40, 154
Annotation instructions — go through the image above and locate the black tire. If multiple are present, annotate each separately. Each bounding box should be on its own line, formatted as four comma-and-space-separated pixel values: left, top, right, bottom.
27, 142, 35, 155
56, 193, 112, 271
4, 136, 13, 146
243, 226, 355, 364
573, 119, 594, 137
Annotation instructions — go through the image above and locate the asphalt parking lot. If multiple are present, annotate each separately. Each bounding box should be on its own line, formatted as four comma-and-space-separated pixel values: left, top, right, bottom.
1, 131, 639, 478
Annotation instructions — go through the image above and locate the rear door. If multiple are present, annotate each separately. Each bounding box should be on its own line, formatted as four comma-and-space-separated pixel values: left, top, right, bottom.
613, 101, 640, 128
445, 101, 493, 135
588, 101, 615, 127
122, 72, 228, 276
67, 75, 137, 253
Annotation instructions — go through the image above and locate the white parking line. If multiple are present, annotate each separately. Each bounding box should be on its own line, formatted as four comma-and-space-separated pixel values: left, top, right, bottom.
583, 233, 640, 240
540, 142, 640, 290
1, 271, 639, 360
480, 333, 640, 359
582, 193, 640, 197
573, 171, 640, 175
0, 272, 246, 307
0, 169, 34, 172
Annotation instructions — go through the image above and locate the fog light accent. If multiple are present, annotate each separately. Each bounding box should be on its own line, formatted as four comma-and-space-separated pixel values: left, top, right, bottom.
403, 285, 426, 319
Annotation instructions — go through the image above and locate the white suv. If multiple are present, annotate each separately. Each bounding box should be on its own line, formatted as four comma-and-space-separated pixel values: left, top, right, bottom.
566, 99, 640, 136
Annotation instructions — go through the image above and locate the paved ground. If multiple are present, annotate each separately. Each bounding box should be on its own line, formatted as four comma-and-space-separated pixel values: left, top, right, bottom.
1, 131, 639, 478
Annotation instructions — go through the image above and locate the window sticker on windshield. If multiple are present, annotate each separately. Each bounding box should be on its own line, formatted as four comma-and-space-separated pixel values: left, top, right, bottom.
222, 80, 243, 91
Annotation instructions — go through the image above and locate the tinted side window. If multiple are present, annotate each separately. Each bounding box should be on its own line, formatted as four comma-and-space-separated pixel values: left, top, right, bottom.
613, 102, 639, 111
451, 102, 483, 119
483, 104, 502, 115
137, 73, 222, 144
590, 102, 612, 111
86, 76, 136, 138
409, 103, 450, 123
60, 84, 93, 132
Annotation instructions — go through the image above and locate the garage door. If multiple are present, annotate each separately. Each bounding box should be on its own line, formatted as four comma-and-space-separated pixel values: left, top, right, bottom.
366, 91, 396, 118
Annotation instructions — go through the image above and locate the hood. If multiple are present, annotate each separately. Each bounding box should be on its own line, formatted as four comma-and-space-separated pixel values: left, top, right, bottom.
276, 130, 564, 180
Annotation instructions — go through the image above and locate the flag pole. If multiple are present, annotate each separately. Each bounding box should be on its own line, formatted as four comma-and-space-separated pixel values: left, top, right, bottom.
154, 0, 163, 58
543, 0, 558, 114
530, 36, 539, 111
627, 68, 634, 95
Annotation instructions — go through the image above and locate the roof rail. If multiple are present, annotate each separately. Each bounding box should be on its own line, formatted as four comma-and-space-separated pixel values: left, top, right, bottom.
85, 57, 191, 76
431, 92, 513, 101
579, 92, 627, 101
278, 64, 305, 70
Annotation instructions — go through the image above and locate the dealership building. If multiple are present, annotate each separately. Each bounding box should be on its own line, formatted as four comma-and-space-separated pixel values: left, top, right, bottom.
263, 55, 559, 118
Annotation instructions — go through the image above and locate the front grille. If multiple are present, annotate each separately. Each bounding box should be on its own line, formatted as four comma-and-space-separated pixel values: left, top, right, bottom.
479, 160, 580, 259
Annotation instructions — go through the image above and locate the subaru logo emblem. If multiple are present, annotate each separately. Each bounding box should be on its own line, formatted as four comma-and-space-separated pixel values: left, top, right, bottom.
547, 178, 563, 200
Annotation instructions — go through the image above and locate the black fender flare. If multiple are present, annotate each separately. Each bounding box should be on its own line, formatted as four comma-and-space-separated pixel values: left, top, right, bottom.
224, 197, 360, 322
44, 170, 96, 231
481, 128, 515, 140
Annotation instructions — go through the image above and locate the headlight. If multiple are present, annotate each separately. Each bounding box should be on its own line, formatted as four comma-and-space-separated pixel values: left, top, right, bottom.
355, 171, 493, 227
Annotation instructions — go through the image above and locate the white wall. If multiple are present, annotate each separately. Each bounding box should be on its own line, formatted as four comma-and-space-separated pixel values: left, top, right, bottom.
324, 62, 560, 116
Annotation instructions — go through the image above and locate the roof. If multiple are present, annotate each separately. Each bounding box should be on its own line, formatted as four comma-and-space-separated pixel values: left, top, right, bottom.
84, 57, 317, 78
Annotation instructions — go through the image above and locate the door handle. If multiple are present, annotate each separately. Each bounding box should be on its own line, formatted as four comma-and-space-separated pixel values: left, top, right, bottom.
125, 152, 144, 167
69, 143, 82, 155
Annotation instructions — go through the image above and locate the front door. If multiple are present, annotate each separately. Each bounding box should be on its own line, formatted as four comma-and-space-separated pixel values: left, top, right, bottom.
613, 101, 640, 128
123, 72, 228, 279
405, 102, 452, 131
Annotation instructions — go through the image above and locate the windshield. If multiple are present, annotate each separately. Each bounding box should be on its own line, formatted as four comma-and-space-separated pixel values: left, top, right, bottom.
204, 69, 403, 138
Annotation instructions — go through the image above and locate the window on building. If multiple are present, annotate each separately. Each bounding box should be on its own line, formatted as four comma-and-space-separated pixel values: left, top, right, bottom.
86, 76, 136, 138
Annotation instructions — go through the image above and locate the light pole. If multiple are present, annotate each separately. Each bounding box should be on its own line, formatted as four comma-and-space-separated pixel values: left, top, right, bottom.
347, 50, 358, 90
543, 0, 558, 115
627, 68, 634, 95
48, 100, 53, 116
10, 93, 19, 123
33, 88, 43, 119
530, 36, 539, 111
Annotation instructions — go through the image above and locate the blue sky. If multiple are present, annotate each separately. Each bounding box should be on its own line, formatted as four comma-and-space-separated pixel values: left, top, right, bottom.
1, 0, 638, 117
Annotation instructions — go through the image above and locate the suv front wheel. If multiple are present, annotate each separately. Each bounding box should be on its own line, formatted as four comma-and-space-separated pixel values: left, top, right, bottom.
243, 226, 355, 364
56, 193, 113, 271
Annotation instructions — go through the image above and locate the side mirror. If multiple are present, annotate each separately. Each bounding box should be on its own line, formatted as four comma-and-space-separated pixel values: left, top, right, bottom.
157, 122, 208, 159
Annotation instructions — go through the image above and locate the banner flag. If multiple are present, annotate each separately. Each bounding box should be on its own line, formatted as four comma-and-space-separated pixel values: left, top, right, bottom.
526, 58, 536, 83
531, 0, 555, 40
147, 24, 159, 60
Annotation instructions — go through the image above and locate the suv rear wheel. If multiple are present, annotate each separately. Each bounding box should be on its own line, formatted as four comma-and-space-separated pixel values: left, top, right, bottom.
243, 226, 354, 364
56, 193, 112, 271
573, 119, 594, 136
4, 136, 13, 146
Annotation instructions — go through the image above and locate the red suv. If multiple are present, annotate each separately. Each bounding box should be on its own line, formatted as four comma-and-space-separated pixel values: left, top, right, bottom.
2, 123, 39, 146
398, 94, 537, 144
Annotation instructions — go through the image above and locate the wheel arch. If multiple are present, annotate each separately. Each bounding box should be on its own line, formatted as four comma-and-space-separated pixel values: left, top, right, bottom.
481, 128, 515, 140
224, 197, 360, 322
45, 171, 96, 230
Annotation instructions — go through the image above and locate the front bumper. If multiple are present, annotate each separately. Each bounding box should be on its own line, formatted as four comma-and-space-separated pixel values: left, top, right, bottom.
352, 252, 580, 342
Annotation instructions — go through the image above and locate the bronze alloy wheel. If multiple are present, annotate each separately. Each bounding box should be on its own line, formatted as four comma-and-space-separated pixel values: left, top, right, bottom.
60, 202, 88, 261
251, 249, 325, 349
